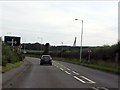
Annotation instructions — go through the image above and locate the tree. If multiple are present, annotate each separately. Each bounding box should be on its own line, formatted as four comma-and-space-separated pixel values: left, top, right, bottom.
43, 43, 50, 55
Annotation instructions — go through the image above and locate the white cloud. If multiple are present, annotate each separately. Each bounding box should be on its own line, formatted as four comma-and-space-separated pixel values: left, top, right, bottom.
1, 1, 118, 46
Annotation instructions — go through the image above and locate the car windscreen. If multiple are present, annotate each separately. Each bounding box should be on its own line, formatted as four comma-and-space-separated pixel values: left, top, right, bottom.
42, 56, 51, 59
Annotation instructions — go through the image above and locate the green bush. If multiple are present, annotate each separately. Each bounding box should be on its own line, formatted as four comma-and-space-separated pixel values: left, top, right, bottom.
2, 43, 24, 66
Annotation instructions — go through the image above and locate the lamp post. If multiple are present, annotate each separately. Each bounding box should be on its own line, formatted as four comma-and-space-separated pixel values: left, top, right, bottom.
61, 42, 63, 58
75, 19, 83, 62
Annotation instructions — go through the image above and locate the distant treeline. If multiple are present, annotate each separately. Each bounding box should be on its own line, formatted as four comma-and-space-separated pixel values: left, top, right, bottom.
21, 42, 95, 51
21, 42, 119, 63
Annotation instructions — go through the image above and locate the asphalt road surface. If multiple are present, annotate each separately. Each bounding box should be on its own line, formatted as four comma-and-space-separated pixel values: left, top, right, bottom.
3, 57, 119, 89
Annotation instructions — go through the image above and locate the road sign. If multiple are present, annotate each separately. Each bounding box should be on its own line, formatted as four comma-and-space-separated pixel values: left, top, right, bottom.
4, 36, 21, 46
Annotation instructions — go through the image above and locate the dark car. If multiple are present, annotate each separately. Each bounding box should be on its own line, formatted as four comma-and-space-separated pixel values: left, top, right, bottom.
40, 55, 52, 65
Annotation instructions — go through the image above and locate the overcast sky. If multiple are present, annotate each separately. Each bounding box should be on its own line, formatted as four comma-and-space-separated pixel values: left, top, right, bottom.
0, 1, 118, 46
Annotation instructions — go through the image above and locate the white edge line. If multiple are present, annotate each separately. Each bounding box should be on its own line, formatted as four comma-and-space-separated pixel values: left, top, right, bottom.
73, 76, 86, 83
65, 71, 71, 75
72, 71, 79, 75
80, 76, 96, 83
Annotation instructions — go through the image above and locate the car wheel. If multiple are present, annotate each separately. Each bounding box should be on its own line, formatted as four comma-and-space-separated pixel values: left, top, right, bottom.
50, 63, 52, 65
40, 63, 43, 65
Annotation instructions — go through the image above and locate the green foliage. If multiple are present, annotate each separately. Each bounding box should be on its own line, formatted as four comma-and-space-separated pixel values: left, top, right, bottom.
2, 61, 23, 73
2, 43, 24, 66
25, 42, 118, 63
43, 43, 50, 55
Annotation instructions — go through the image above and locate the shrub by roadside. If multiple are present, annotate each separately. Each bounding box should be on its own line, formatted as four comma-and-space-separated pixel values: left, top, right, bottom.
2, 43, 25, 69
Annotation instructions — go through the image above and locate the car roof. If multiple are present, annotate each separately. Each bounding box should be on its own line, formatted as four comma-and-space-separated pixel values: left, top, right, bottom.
42, 55, 51, 56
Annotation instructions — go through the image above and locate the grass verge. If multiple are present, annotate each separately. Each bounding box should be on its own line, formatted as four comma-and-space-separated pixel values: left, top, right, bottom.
2, 61, 24, 73
53, 57, 119, 75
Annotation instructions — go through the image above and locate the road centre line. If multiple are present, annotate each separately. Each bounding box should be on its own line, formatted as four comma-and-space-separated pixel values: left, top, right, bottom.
92, 87, 98, 90
92, 87, 109, 90
72, 71, 79, 75
80, 76, 96, 83
65, 71, 71, 75
53, 64, 56, 66
54, 62, 71, 71
66, 68, 70, 71
73, 76, 86, 83
60, 68, 64, 71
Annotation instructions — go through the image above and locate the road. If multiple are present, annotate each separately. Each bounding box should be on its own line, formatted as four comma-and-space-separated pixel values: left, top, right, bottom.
3, 57, 119, 89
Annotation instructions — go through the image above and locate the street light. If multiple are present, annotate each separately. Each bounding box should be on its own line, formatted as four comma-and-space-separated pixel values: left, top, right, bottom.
61, 42, 63, 58
75, 19, 84, 62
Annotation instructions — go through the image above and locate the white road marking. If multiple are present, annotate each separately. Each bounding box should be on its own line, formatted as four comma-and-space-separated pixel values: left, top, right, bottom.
65, 71, 71, 75
60, 68, 64, 71
80, 76, 96, 83
92, 87, 109, 90
72, 71, 79, 75
66, 68, 70, 71
73, 76, 86, 83
53, 64, 56, 66
92, 87, 99, 90
60, 64, 64, 66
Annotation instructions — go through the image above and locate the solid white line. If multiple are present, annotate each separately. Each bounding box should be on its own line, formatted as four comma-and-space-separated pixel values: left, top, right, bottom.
60, 68, 64, 71
65, 71, 71, 75
73, 76, 86, 83
72, 71, 79, 75
80, 76, 96, 83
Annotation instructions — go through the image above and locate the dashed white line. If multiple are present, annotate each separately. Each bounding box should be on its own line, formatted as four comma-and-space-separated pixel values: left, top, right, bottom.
92, 87, 99, 90
66, 68, 70, 71
92, 87, 109, 90
72, 71, 79, 75
65, 71, 71, 75
101, 87, 109, 90
53, 64, 56, 66
73, 76, 86, 83
60, 68, 64, 71
80, 76, 96, 83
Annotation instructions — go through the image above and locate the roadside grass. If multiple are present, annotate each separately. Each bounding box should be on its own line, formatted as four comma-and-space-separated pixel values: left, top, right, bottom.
2, 61, 24, 73
25, 54, 119, 74
0, 66, 2, 73
53, 57, 119, 74
21, 50, 43, 53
